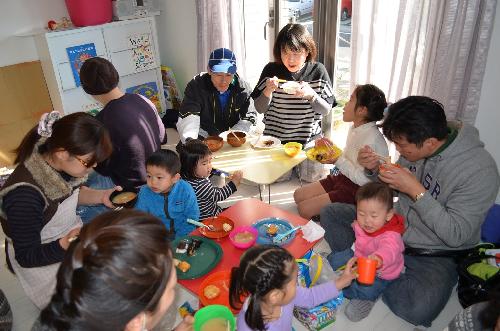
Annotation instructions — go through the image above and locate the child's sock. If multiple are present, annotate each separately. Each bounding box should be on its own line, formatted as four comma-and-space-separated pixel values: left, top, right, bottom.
344, 299, 376, 322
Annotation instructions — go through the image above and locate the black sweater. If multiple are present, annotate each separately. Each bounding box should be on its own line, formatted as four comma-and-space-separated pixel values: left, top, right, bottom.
95, 93, 165, 189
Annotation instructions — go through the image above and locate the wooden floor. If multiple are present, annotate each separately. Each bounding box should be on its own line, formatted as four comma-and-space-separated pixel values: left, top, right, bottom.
0, 129, 462, 330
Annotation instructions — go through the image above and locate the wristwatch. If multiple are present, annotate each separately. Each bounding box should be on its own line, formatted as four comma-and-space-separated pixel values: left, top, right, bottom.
414, 191, 425, 202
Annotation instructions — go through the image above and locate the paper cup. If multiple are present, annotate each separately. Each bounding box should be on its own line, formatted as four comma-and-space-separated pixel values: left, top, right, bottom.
357, 257, 377, 285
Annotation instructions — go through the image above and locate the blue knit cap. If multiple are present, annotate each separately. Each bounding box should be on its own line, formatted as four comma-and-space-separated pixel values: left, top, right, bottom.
208, 48, 237, 74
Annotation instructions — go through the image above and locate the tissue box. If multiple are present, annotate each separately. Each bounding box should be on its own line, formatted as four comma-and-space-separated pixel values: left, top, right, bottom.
294, 251, 344, 330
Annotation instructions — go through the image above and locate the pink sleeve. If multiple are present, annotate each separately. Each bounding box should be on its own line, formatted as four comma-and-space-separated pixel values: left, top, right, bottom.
373, 232, 404, 268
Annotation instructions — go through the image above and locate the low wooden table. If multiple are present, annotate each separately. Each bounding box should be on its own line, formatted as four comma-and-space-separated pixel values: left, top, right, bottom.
211, 141, 306, 202
177, 198, 320, 295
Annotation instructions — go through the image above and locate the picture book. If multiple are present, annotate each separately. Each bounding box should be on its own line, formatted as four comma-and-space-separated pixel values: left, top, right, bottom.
126, 81, 163, 116
66, 43, 97, 87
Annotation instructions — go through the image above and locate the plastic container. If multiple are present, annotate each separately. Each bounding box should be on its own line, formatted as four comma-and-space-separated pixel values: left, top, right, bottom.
284, 142, 302, 157
65, 0, 112, 27
194, 305, 235, 331
229, 226, 258, 249
357, 257, 377, 285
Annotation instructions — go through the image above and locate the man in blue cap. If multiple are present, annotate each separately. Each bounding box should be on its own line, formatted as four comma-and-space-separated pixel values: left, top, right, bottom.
176, 48, 256, 142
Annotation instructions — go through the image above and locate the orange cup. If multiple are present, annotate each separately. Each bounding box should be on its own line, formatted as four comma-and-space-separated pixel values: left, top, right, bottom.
357, 257, 377, 285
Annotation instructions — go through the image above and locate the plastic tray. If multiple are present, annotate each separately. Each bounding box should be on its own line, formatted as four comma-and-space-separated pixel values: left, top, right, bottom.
171, 235, 222, 280
252, 217, 296, 246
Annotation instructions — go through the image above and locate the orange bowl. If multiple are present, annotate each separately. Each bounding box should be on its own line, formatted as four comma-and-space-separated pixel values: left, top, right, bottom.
204, 136, 224, 152
379, 163, 401, 173
227, 131, 246, 147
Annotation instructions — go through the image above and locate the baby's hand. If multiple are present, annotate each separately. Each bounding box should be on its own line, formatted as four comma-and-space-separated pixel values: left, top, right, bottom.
334, 257, 357, 290
231, 171, 243, 186
368, 254, 383, 268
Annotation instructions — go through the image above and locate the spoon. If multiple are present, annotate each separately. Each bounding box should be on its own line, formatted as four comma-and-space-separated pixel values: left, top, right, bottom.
186, 218, 216, 231
273, 226, 301, 244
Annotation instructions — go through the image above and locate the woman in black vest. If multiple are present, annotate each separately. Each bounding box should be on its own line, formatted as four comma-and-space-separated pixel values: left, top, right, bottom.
0, 112, 115, 308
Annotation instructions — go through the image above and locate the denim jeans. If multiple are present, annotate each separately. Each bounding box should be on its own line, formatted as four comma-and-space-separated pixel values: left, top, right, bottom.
343, 277, 393, 301
76, 171, 115, 224
327, 248, 354, 271
382, 255, 458, 327
319, 202, 459, 327
320, 202, 356, 252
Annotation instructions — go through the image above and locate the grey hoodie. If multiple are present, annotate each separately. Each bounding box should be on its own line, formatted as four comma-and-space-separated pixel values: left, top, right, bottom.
395, 121, 499, 250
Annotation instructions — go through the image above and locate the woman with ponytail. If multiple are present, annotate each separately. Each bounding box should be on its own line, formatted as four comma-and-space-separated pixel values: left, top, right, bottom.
229, 245, 356, 331
33, 210, 193, 331
0, 112, 115, 308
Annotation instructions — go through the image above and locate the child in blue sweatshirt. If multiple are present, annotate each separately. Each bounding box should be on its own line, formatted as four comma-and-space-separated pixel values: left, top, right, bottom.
135, 149, 199, 238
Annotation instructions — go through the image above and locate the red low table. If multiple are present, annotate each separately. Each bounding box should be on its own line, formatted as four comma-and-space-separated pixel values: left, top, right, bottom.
177, 198, 321, 295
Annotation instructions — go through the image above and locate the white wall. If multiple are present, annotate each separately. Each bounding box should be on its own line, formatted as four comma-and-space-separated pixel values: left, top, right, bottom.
475, 2, 500, 203
155, 0, 198, 96
0, 0, 198, 94
0, 0, 69, 66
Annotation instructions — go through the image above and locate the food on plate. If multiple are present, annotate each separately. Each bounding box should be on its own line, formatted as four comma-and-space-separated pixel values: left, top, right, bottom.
201, 318, 229, 331
111, 192, 137, 204
177, 260, 191, 273
222, 223, 232, 232
306, 145, 342, 164
234, 231, 255, 244
267, 224, 279, 236
203, 284, 221, 299
263, 140, 274, 147
176, 240, 188, 254
187, 239, 202, 256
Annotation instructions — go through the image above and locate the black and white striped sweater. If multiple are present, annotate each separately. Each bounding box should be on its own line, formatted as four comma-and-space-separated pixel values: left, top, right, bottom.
251, 62, 335, 144
185, 177, 236, 220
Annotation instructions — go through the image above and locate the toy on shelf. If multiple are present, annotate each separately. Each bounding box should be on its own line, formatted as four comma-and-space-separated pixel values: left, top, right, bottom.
47, 17, 73, 31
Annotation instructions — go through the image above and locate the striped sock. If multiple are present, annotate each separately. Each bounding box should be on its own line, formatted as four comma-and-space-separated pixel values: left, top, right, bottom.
345, 299, 376, 322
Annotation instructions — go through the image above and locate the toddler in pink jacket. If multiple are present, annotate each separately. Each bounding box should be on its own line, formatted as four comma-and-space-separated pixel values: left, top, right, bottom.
330, 182, 405, 322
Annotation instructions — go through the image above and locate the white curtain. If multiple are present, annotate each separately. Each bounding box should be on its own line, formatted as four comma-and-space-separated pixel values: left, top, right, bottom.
196, 0, 247, 79
350, 0, 497, 123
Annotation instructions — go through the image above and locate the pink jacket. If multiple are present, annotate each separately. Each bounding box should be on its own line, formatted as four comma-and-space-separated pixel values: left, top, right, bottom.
353, 214, 405, 280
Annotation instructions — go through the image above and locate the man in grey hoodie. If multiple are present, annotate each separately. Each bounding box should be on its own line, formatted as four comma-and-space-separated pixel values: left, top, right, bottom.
320, 96, 499, 326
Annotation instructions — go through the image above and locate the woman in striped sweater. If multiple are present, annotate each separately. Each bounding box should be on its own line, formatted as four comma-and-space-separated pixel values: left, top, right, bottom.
251, 23, 336, 145
179, 139, 242, 219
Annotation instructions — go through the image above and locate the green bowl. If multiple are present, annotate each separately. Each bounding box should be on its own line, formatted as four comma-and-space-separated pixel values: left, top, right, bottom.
194, 305, 235, 331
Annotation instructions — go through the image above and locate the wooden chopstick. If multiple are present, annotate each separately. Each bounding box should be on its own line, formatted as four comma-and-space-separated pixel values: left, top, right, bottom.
276, 79, 287, 83
228, 129, 241, 142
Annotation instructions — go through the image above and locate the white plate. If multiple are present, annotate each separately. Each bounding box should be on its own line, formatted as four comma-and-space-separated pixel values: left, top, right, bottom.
219, 130, 246, 141
251, 136, 281, 149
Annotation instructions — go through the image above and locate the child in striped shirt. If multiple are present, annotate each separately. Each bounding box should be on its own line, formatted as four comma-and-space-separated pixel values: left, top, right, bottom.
179, 139, 242, 219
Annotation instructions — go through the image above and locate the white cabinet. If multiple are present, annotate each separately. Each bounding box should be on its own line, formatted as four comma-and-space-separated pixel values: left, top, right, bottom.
35, 17, 165, 116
